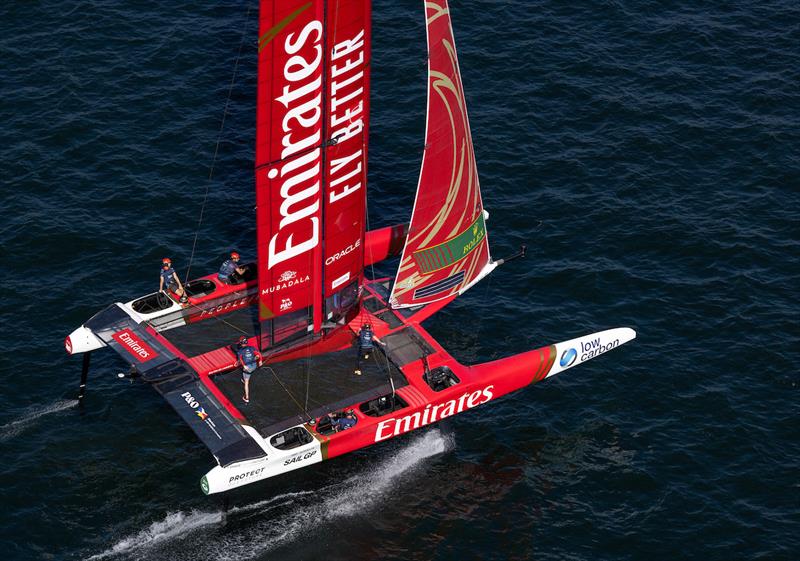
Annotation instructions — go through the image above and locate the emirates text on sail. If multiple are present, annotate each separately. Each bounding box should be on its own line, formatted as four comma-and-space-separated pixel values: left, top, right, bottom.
267, 20, 324, 269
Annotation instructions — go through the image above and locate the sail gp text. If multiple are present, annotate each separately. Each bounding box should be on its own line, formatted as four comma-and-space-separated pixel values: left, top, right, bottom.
374, 386, 494, 442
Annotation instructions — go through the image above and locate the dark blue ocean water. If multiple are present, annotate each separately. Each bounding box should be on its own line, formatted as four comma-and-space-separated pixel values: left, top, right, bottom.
1, 1, 799, 559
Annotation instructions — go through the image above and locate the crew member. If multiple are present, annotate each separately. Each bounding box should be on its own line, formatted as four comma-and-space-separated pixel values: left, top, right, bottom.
329, 409, 357, 432
236, 336, 262, 403
354, 323, 384, 375
159, 258, 186, 300
218, 251, 247, 284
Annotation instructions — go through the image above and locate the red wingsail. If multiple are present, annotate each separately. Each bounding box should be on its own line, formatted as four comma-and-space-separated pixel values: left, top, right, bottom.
322, 0, 371, 304
389, 0, 494, 309
256, 0, 369, 344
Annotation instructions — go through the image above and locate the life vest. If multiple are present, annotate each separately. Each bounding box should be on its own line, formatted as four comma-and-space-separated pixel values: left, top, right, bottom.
336, 415, 357, 431
218, 259, 236, 281
237, 346, 258, 370
160, 267, 175, 288
359, 326, 373, 350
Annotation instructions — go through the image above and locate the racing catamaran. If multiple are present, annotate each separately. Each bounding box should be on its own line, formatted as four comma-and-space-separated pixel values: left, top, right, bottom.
65, 0, 635, 495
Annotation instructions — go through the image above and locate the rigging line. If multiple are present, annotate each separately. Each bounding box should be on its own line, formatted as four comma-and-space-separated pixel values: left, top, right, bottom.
254, 136, 335, 172
473, 269, 494, 347
331, 0, 342, 51
264, 365, 312, 422
303, 311, 314, 412
364, 184, 378, 283
184, 6, 252, 284
304, 356, 310, 413
374, 345, 395, 395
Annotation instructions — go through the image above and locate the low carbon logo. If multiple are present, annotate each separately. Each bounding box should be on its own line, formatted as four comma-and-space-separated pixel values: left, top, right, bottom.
560, 348, 577, 368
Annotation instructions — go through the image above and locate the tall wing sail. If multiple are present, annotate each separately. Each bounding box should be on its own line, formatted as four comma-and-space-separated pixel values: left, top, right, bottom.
256, 0, 370, 343
389, 0, 494, 309
322, 0, 371, 308
256, 0, 325, 336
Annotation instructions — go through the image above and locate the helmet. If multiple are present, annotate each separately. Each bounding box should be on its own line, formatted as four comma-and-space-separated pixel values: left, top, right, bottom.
162, 258, 171, 265
238, 336, 248, 346
231, 252, 240, 260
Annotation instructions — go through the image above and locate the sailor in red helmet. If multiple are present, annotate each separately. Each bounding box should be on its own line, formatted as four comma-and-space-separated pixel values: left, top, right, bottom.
328, 409, 358, 432
159, 258, 186, 300
218, 251, 247, 284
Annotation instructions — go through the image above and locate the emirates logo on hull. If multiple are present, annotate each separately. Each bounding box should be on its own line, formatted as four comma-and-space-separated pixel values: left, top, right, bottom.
112, 329, 158, 363
374, 386, 495, 442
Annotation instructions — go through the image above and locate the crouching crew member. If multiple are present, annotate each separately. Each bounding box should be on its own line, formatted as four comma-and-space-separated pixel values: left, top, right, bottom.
236, 336, 262, 404
218, 251, 247, 284
328, 409, 358, 432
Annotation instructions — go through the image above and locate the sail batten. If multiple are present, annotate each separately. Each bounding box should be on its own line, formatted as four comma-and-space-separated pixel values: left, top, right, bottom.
389, 0, 492, 309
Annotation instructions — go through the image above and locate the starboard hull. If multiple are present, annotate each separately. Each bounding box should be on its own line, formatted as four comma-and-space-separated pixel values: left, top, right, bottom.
199, 321, 635, 494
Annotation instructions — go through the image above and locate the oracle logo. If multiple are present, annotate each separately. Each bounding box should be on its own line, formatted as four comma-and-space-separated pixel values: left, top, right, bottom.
112, 329, 158, 363
325, 239, 360, 265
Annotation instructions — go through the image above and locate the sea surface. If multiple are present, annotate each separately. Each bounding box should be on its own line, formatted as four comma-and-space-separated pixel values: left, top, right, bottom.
1, 0, 798, 559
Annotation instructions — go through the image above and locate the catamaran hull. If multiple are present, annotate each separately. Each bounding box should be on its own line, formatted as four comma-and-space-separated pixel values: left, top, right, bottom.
201, 426, 324, 494
200, 327, 635, 494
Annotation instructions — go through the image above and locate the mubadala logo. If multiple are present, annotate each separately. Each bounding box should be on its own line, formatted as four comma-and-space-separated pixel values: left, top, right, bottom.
261, 273, 309, 295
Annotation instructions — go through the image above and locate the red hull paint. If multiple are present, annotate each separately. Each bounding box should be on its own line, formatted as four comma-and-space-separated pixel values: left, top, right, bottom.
363, 223, 408, 267
159, 224, 403, 325
312, 319, 555, 460
155, 274, 552, 456
162, 268, 258, 325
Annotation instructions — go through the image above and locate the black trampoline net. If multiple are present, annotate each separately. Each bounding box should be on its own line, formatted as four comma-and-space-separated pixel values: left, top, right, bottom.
161, 307, 260, 357
209, 343, 408, 437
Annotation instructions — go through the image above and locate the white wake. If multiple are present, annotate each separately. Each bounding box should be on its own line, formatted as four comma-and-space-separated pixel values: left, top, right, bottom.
87, 511, 224, 560
0, 399, 78, 442
90, 429, 451, 560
